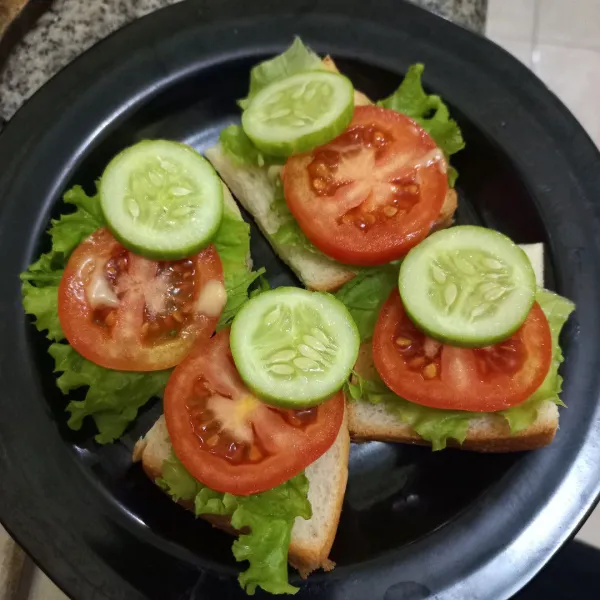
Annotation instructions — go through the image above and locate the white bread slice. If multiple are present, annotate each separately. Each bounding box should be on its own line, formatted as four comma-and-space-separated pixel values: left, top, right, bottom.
205, 57, 457, 292
222, 182, 240, 216
206, 145, 356, 292
133, 408, 350, 578
348, 397, 558, 452
349, 243, 560, 452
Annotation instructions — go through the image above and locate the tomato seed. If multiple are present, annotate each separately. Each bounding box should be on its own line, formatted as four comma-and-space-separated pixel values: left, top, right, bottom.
248, 446, 261, 461
384, 206, 398, 217
313, 177, 327, 192
206, 435, 219, 447
105, 311, 117, 327
141, 322, 149, 336
405, 184, 419, 195
423, 363, 438, 379
409, 356, 426, 369
172, 311, 183, 323
395, 336, 412, 348
314, 163, 329, 177
373, 130, 386, 144
364, 214, 376, 225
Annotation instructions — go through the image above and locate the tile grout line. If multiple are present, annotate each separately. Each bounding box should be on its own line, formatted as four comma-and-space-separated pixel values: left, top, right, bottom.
531, 0, 542, 70
490, 34, 600, 54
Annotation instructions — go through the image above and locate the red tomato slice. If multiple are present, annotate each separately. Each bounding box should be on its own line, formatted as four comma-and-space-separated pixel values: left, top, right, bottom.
164, 329, 345, 496
58, 228, 225, 371
372, 290, 552, 412
283, 106, 448, 266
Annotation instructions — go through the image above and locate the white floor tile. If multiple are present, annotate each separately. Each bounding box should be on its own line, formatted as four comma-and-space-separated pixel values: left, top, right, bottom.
486, 0, 537, 41
0, 526, 25, 600
27, 568, 69, 600
538, 0, 600, 50
489, 36, 534, 68
577, 505, 600, 548
533, 44, 600, 147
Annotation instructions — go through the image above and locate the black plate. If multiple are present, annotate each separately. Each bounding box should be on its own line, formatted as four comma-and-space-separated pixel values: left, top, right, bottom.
2, 1, 600, 599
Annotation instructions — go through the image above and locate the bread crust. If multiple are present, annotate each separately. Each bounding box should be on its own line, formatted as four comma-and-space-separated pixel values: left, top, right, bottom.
289, 409, 349, 577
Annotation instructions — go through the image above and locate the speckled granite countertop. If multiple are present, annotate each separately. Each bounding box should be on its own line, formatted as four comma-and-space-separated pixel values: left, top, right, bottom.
0, 0, 487, 122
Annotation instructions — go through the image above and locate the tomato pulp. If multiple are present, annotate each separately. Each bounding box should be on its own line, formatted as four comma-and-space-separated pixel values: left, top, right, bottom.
373, 290, 552, 412
58, 228, 225, 371
164, 330, 345, 495
283, 106, 448, 266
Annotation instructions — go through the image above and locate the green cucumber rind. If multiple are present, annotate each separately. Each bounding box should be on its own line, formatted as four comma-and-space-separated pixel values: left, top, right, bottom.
241, 71, 355, 157
100, 140, 224, 260
230, 287, 360, 408
399, 226, 537, 348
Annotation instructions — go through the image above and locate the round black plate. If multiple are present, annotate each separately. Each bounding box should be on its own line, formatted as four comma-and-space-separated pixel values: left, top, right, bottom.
2, 1, 600, 599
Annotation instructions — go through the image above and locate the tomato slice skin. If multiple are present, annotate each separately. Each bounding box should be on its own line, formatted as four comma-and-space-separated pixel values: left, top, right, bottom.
58, 228, 224, 371
283, 106, 448, 266
372, 290, 552, 412
164, 329, 345, 496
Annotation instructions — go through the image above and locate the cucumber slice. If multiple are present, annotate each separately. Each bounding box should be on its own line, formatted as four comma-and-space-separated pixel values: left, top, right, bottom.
399, 226, 537, 347
230, 287, 359, 408
241, 71, 354, 157
100, 140, 223, 260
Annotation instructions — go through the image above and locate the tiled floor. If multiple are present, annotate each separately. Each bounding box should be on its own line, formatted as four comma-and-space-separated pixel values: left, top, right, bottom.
487, 0, 600, 149
486, 0, 600, 549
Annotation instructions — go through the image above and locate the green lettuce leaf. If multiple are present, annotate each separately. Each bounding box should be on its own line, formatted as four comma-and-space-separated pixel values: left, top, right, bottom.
158, 452, 311, 595
156, 449, 204, 501
213, 205, 265, 329
250, 275, 272, 298
21, 281, 63, 342
49, 185, 106, 255
21, 186, 105, 341
378, 64, 465, 186
499, 288, 575, 431
334, 266, 398, 341
49, 343, 170, 444
219, 125, 284, 168
231, 474, 311, 596
239, 37, 324, 110
343, 288, 574, 450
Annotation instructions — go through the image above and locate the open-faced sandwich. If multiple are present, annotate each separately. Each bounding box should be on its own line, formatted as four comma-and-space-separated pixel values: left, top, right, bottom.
205, 38, 463, 292
133, 283, 361, 593
340, 230, 574, 451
